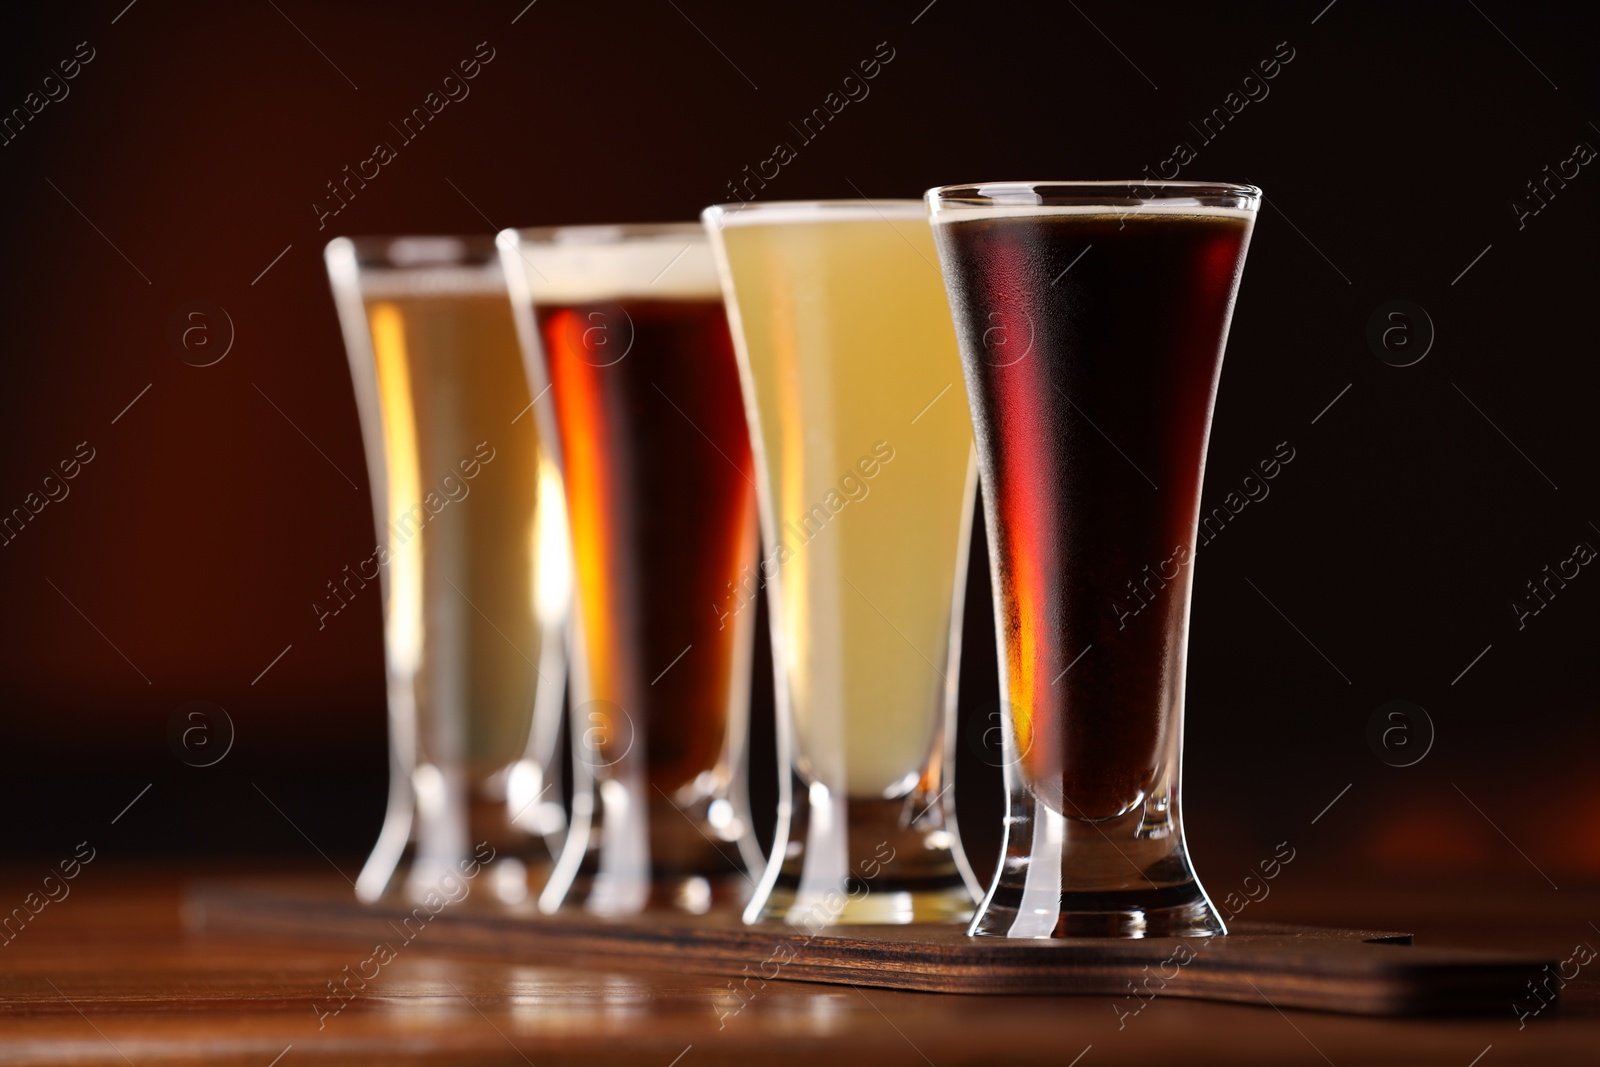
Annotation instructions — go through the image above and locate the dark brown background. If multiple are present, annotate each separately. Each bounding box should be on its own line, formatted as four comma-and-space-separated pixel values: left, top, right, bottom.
0, 1, 1594, 903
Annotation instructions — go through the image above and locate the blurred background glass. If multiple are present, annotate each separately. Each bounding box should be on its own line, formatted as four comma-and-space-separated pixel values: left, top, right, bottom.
326, 234, 568, 902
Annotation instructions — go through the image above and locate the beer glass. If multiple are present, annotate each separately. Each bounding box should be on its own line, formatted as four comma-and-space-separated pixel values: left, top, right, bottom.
928, 181, 1261, 938
325, 235, 571, 905
498, 224, 761, 916
703, 201, 981, 926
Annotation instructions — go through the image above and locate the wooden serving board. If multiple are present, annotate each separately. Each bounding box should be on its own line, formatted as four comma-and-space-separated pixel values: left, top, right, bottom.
186, 878, 1551, 1017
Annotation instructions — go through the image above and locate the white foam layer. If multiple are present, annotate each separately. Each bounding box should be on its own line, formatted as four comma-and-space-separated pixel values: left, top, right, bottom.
355, 265, 508, 299
705, 200, 927, 228
928, 203, 1257, 224
500, 228, 720, 302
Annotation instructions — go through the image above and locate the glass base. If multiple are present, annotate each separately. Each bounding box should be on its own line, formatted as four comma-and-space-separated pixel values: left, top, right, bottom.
356, 760, 558, 905
557, 871, 750, 917
761, 878, 974, 927
970, 881, 1224, 938
746, 783, 976, 926
969, 789, 1225, 939
391, 853, 551, 907
539, 769, 752, 917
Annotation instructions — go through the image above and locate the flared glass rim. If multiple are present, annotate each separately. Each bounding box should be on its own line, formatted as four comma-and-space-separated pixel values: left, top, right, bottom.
323, 233, 500, 271
703, 198, 926, 226
926, 180, 1261, 214
497, 222, 719, 300
500, 222, 704, 248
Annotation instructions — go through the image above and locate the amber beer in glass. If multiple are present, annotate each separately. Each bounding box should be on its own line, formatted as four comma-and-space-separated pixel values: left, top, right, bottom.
928, 181, 1261, 937
498, 224, 759, 915
704, 201, 980, 925
325, 235, 570, 904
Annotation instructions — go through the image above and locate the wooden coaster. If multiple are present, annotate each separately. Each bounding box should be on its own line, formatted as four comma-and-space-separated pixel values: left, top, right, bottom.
186, 878, 1551, 1016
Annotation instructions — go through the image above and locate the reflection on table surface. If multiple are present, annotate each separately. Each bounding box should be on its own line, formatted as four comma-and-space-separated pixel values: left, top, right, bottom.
0, 866, 1595, 1066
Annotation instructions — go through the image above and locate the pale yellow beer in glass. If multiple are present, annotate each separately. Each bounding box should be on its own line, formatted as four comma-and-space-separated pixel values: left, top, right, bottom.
704, 201, 980, 925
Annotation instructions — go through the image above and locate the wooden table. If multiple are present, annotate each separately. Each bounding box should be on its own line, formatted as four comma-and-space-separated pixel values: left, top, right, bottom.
1, 866, 1595, 1065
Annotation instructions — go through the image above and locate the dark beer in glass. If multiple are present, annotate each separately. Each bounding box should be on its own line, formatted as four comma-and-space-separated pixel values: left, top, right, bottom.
929, 181, 1261, 938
